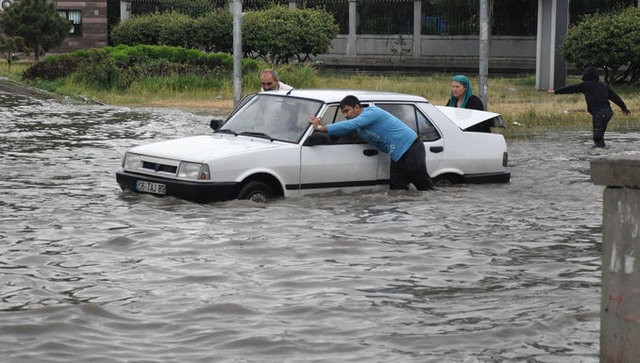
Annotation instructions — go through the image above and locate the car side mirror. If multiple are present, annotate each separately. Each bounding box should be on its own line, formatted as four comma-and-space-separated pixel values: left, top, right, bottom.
210, 118, 223, 131
304, 132, 331, 146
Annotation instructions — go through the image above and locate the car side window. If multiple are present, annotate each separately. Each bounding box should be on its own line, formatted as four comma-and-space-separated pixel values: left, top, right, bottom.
416, 111, 441, 142
322, 105, 342, 123
378, 104, 416, 131
378, 103, 441, 142
321, 105, 364, 144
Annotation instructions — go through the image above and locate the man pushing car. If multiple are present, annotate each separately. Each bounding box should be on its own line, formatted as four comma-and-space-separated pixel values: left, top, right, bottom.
309, 95, 436, 191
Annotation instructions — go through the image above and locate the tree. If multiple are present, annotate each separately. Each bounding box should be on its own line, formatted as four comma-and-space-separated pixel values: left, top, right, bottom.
562, 7, 640, 84
0, 0, 70, 61
0, 35, 25, 70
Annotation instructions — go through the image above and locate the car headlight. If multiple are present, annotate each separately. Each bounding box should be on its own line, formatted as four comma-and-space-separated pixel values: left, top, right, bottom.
122, 153, 142, 169
178, 162, 211, 180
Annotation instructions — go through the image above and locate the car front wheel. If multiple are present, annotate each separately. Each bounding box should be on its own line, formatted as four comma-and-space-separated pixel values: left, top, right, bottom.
237, 181, 275, 202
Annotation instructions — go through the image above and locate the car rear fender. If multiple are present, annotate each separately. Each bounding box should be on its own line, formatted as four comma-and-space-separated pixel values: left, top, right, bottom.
429, 166, 464, 180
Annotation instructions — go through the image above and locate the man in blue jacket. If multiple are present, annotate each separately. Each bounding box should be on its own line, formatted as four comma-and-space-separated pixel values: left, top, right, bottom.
310, 95, 435, 191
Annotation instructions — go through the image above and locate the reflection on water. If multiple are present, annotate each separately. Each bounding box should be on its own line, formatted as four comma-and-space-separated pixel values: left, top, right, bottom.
1, 88, 639, 362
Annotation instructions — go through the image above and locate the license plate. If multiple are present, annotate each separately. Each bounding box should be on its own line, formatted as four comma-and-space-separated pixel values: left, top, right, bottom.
136, 180, 166, 195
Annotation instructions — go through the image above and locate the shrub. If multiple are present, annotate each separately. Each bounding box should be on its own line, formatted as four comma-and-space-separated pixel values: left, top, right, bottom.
111, 10, 232, 54
110, 6, 337, 65
243, 5, 339, 64
562, 6, 640, 84
110, 12, 165, 46
74, 51, 120, 90
22, 44, 261, 90
196, 9, 233, 53
23, 53, 84, 80
161, 0, 219, 18
157, 12, 202, 50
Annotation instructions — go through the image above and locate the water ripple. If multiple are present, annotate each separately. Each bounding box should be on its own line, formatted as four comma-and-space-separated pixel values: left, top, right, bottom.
1, 89, 635, 362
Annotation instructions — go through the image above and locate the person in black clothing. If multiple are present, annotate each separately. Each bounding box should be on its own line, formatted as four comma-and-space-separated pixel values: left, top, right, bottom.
447, 75, 490, 132
549, 67, 631, 148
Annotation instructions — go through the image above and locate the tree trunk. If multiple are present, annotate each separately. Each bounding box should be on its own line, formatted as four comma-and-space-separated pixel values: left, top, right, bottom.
34, 41, 40, 62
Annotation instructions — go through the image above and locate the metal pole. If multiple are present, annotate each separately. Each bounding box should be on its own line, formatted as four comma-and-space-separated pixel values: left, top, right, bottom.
346, 0, 357, 58
413, 0, 421, 60
232, 0, 243, 106
479, 0, 490, 109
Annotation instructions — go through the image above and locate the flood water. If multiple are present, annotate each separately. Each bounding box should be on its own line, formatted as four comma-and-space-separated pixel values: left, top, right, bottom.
1, 88, 639, 363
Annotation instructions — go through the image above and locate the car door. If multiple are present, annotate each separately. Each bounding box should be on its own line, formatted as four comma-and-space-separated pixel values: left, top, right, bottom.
376, 103, 445, 178
298, 104, 383, 195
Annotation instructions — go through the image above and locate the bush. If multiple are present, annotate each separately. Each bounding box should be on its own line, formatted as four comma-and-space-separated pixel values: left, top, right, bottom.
161, 0, 219, 18
196, 10, 233, 53
111, 11, 232, 54
23, 53, 84, 80
562, 6, 640, 84
110, 12, 165, 46
23, 44, 261, 90
111, 6, 337, 65
74, 51, 120, 90
243, 5, 339, 64
157, 12, 202, 50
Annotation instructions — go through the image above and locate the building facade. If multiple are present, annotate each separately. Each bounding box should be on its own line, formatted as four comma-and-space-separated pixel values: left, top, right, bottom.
52, 0, 109, 52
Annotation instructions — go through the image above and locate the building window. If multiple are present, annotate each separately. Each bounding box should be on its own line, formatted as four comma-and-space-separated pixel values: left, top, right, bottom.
58, 10, 82, 36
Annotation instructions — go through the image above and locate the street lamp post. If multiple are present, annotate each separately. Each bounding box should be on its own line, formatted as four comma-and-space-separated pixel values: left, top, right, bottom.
479, 0, 490, 109
232, 0, 243, 105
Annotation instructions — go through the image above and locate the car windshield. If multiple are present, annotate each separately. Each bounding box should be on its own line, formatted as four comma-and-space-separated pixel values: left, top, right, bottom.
220, 94, 323, 143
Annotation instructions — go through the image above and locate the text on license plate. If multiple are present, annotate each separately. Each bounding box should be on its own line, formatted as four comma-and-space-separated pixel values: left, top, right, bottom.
136, 180, 166, 195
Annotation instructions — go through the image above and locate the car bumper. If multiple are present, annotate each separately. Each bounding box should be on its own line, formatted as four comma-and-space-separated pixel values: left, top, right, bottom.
116, 171, 237, 203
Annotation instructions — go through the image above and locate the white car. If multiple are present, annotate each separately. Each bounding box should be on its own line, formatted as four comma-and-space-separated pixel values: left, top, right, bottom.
116, 89, 510, 202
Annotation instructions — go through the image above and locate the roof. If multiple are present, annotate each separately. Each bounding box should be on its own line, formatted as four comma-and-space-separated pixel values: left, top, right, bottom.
260, 89, 430, 104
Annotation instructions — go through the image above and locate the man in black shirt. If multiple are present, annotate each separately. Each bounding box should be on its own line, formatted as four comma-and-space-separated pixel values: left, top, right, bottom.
549, 67, 631, 148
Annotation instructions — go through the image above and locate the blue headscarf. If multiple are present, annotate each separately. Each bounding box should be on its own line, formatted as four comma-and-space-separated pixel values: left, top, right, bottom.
447, 75, 473, 108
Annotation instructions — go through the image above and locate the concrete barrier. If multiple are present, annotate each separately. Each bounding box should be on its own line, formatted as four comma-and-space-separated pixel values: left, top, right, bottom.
591, 156, 640, 362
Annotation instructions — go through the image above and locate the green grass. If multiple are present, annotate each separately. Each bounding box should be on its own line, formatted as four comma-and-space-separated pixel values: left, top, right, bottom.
2, 61, 639, 137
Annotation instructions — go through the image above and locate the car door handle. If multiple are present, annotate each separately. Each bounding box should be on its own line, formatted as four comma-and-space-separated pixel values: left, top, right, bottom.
363, 149, 378, 156
430, 146, 444, 153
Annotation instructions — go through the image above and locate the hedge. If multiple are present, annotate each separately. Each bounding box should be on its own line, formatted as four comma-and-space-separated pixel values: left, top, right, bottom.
23, 44, 260, 89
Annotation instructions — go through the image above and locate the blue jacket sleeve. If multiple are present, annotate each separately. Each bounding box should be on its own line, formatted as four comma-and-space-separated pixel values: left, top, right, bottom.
326, 108, 377, 136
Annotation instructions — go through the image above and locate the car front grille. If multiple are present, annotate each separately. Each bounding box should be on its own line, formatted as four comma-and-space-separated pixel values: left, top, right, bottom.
142, 161, 178, 174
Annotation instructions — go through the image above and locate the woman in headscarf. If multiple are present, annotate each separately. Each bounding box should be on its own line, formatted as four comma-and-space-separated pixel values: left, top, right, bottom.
447, 75, 489, 132
447, 75, 484, 110
549, 67, 631, 148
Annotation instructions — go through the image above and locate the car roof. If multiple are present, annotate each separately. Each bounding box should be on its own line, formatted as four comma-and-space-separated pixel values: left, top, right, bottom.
260, 89, 430, 104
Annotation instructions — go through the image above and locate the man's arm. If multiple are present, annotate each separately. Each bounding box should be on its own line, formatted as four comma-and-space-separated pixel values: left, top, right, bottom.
607, 87, 631, 115
551, 83, 584, 95
309, 108, 377, 136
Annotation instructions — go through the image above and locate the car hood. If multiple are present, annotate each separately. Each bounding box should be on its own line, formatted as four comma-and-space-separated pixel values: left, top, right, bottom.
435, 106, 506, 129
128, 135, 288, 162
